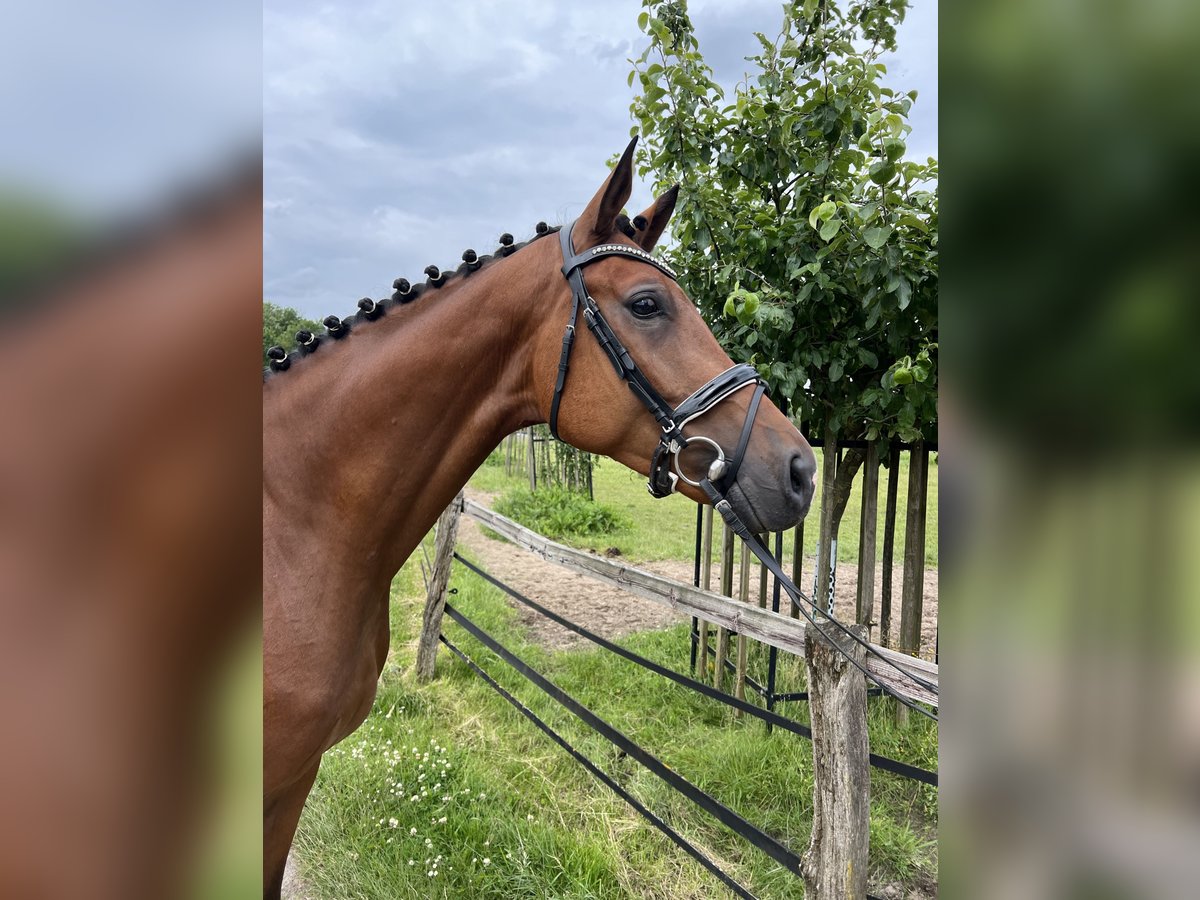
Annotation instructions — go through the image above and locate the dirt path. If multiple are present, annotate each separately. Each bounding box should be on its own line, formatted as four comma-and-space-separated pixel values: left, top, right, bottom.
460, 488, 938, 659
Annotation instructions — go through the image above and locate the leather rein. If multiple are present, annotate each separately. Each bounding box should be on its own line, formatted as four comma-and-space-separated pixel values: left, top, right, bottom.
550, 219, 767, 500
546, 219, 938, 718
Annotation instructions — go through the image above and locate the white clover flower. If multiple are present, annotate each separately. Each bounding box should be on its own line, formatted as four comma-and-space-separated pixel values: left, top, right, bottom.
388, 817, 399, 828
409, 827, 417, 836
483, 858, 491, 866
408, 860, 415, 866
438, 816, 447, 824
526, 814, 534, 822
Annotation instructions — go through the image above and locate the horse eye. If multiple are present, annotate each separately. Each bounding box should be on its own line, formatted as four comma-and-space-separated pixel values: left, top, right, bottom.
630, 296, 660, 318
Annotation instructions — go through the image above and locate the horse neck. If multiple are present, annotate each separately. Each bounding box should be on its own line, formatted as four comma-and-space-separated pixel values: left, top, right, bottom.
264, 240, 558, 580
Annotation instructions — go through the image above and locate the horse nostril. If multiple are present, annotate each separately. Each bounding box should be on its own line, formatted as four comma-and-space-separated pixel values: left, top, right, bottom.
790, 453, 816, 501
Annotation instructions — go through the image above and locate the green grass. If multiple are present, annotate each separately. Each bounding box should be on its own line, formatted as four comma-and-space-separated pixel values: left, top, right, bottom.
475, 450, 938, 568
294, 542, 938, 899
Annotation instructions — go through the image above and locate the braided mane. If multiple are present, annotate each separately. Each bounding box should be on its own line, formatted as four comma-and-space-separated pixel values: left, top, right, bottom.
264, 222, 564, 378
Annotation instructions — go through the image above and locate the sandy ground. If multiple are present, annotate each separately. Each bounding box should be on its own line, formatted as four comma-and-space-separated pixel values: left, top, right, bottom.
459, 488, 938, 660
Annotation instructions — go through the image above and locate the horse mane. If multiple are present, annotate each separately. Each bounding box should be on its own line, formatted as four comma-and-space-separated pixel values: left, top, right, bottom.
263, 221, 569, 378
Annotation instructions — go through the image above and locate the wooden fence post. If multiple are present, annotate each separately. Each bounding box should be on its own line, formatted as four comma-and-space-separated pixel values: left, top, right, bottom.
879, 443, 901, 647
896, 442, 929, 726
789, 520, 804, 619
802, 621, 870, 900
815, 432, 838, 619
734, 541, 751, 712
856, 440, 880, 634
696, 504, 713, 680
527, 428, 536, 491
415, 492, 464, 682
713, 522, 734, 691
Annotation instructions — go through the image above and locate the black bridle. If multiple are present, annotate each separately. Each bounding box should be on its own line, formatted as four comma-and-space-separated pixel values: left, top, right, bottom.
548, 219, 939, 719
550, 220, 767, 500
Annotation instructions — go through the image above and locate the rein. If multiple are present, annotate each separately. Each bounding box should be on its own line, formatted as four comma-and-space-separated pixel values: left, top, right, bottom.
549, 220, 938, 718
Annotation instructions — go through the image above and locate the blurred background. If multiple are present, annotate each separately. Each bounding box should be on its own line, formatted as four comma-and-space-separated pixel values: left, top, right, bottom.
942, 0, 1200, 897
0, 2, 260, 898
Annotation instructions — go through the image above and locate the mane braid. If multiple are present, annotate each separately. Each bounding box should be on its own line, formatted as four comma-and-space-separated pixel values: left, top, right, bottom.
263, 223, 562, 380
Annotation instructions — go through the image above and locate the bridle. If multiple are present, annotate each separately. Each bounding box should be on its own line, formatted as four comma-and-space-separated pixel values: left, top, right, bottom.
548, 219, 939, 717
550, 220, 767, 501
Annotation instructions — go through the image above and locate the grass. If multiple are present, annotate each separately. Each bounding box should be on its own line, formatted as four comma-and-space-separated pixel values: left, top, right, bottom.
474, 449, 939, 568
294, 534, 938, 899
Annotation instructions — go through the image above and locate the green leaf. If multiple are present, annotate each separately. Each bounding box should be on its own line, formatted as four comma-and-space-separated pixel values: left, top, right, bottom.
808, 201, 836, 229
863, 226, 892, 249
819, 218, 841, 241
883, 138, 906, 162
829, 359, 843, 383
723, 297, 737, 317
892, 368, 913, 385
637, 11, 649, 31
869, 161, 897, 185
896, 278, 911, 310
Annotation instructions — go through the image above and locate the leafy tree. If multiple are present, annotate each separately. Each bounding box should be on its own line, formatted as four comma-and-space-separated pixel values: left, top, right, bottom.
628, 0, 937, 520
262, 301, 319, 367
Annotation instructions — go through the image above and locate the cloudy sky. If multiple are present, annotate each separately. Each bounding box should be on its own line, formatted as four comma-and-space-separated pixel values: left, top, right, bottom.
265, 0, 937, 322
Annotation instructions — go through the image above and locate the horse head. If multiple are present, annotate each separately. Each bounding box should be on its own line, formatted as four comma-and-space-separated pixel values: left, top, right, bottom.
534, 138, 816, 533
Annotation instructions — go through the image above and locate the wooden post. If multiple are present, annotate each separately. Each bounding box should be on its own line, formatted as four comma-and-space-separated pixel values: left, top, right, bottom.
899, 442, 929, 657
789, 520, 803, 618
415, 492, 464, 682
526, 428, 536, 491
802, 621, 870, 900
856, 441, 880, 634
815, 432, 838, 620
895, 443, 928, 727
713, 522, 734, 691
734, 541, 751, 712
696, 504, 713, 680
879, 443, 901, 648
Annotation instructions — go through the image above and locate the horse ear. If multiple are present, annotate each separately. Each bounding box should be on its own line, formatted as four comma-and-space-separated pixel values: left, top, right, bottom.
577, 136, 638, 243
631, 184, 679, 251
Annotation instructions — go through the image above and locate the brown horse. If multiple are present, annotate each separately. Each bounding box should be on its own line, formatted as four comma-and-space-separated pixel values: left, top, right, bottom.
262, 139, 816, 897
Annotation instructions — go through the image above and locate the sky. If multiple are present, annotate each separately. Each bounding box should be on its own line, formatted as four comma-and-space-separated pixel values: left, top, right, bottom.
264, 0, 938, 321
0, 1, 260, 214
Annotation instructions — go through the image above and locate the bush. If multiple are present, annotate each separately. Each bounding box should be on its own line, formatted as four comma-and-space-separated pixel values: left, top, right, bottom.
494, 487, 629, 540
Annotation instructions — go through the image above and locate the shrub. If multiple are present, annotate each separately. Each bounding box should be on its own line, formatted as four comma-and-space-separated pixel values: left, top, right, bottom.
494, 487, 629, 540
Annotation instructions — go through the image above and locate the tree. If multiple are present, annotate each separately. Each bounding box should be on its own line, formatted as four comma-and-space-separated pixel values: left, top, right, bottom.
262, 301, 319, 367
628, 0, 937, 520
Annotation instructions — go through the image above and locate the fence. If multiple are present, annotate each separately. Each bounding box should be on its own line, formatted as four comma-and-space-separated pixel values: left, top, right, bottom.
416, 491, 938, 899
690, 439, 936, 726
500, 426, 593, 497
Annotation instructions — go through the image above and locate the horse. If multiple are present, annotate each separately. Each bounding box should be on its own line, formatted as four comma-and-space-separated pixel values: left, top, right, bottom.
0, 167, 262, 899
262, 137, 816, 897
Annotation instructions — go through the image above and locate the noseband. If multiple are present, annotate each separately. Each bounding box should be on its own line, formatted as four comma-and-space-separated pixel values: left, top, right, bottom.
549, 220, 767, 500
